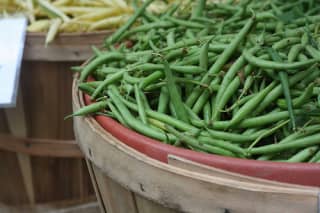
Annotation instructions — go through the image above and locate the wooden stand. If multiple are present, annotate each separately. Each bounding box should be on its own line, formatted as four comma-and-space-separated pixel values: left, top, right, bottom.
0, 31, 113, 205
73, 75, 320, 213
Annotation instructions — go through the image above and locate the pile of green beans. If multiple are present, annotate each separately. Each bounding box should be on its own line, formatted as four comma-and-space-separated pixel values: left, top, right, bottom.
73, 0, 320, 163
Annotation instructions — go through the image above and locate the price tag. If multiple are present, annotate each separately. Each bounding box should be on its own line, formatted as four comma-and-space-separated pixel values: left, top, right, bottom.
0, 17, 27, 108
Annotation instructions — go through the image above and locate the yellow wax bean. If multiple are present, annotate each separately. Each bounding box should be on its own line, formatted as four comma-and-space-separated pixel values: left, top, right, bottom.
57, 6, 107, 16
76, 0, 105, 7
37, 0, 70, 22
74, 7, 131, 22
27, 19, 51, 32
88, 15, 129, 31
53, 0, 73, 6
59, 20, 91, 32
26, 0, 35, 23
45, 18, 62, 45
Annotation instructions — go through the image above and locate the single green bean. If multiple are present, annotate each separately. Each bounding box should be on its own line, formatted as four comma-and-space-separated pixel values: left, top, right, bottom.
79, 52, 124, 82
106, 0, 155, 45
65, 101, 107, 120
286, 146, 318, 163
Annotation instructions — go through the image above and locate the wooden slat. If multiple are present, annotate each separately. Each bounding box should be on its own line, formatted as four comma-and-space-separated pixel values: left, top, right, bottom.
0, 133, 82, 158
5, 92, 35, 205
0, 150, 29, 205
135, 195, 181, 213
18, 60, 94, 203
92, 164, 138, 213
86, 160, 107, 213
0, 198, 98, 213
20, 61, 75, 140
24, 31, 112, 61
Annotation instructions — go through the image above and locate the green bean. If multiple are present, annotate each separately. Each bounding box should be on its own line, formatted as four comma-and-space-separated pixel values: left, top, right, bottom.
255, 68, 314, 114
268, 47, 296, 130
185, 104, 202, 121
134, 84, 147, 124
244, 48, 318, 71
78, 83, 96, 96
248, 120, 290, 151
309, 150, 320, 163
79, 52, 124, 82
288, 44, 304, 62
106, 0, 155, 45
250, 133, 320, 155
203, 102, 211, 125
165, 125, 236, 157
271, 37, 301, 50
65, 101, 107, 120
306, 45, 320, 59
166, 16, 204, 29
139, 71, 163, 89
198, 136, 246, 156
161, 2, 179, 19
166, 30, 175, 46
240, 75, 254, 98
223, 94, 255, 113
107, 101, 127, 126
206, 128, 267, 143
157, 87, 169, 113
192, 0, 207, 18
124, 73, 141, 84
286, 146, 319, 163
91, 69, 126, 99
277, 83, 315, 109
298, 53, 309, 61
213, 56, 247, 120
163, 60, 189, 123
186, 17, 255, 107
191, 77, 220, 114
161, 36, 212, 52
229, 82, 276, 127
200, 39, 211, 71
108, 86, 175, 141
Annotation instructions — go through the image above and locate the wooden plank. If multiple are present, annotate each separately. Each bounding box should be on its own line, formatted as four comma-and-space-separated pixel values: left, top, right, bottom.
20, 61, 75, 140
31, 157, 85, 203
0, 134, 83, 158
0, 199, 98, 213
135, 195, 182, 213
24, 31, 112, 61
0, 110, 9, 133
92, 164, 138, 213
18, 60, 94, 203
0, 150, 29, 205
5, 92, 35, 205
167, 155, 313, 190
86, 160, 107, 213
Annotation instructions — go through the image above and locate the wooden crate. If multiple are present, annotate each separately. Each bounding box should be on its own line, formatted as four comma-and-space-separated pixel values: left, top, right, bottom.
72, 76, 320, 213
0, 31, 111, 205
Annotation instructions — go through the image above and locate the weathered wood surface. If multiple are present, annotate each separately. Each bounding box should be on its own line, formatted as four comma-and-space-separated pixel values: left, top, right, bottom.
73, 76, 320, 213
24, 31, 112, 61
0, 199, 99, 213
0, 60, 94, 204
0, 134, 82, 157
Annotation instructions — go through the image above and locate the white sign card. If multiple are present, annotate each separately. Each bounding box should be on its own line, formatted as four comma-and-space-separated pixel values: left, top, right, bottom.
0, 17, 27, 108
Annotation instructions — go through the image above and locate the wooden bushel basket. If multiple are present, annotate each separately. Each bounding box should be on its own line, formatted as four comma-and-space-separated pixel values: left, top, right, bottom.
0, 31, 111, 207
73, 74, 320, 213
